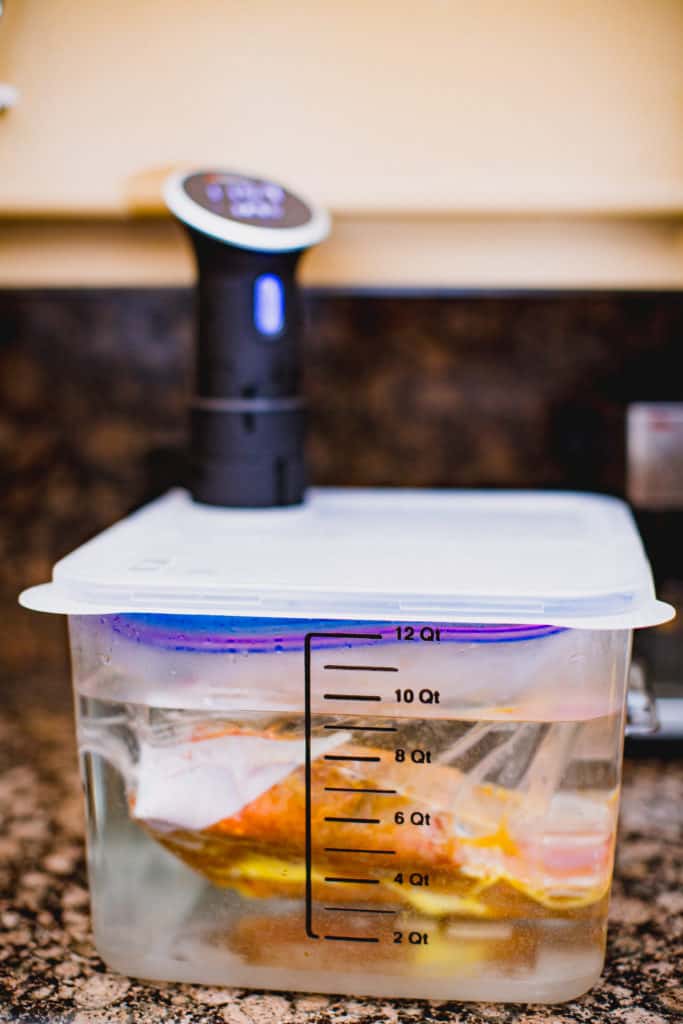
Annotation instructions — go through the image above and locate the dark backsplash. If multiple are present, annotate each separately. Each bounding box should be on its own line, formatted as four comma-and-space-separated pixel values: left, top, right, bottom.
2, 287, 683, 674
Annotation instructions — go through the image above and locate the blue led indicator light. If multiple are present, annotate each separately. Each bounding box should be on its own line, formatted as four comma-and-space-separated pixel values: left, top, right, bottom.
253, 274, 284, 337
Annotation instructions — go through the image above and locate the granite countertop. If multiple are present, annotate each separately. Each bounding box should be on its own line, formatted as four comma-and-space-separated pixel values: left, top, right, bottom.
1, 676, 682, 1024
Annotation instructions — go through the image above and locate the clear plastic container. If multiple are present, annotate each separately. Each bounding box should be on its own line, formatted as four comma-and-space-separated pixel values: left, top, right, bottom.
20, 488, 674, 1002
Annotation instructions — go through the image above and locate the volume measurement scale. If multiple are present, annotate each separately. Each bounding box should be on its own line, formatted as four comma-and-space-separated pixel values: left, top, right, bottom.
297, 620, 613, 987
305, 630, 440, 948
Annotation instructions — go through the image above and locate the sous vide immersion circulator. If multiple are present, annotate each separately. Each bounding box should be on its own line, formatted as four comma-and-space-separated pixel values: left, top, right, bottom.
164, 169, 330, 507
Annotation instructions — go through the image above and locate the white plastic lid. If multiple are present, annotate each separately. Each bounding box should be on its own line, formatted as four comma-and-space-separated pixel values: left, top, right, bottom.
19, 487, 674, 629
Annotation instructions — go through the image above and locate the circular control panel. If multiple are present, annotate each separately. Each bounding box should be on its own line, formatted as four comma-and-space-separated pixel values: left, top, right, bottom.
164, 170, 330, 253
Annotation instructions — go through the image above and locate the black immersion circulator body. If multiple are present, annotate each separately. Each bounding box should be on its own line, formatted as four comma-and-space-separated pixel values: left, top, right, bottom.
186, 230, 306, 507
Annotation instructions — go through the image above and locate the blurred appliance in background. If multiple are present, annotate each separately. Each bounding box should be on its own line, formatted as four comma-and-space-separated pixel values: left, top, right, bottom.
627, 403, 683, 748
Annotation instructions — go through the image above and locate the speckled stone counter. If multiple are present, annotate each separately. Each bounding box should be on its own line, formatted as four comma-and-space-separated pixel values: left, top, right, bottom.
1, 674, 681, 1024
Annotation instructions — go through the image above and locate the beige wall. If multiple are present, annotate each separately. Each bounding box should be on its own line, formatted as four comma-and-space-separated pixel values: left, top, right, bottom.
1, 1, 682, 286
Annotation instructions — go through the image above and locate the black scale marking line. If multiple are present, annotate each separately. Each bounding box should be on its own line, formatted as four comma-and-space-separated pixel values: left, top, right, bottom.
324, 754, 381, 763
324, 786, 396, 794
324, 816, 380, 824
323, 664, 398, 673
324, 847, 396, 855
324, 907, 397, 915
324, 724, 397, 732
323, 693, 382, 702
324, 876, 380, 885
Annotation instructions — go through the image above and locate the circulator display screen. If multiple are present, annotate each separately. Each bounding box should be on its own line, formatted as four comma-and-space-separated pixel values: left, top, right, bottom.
183, 172, 313, 229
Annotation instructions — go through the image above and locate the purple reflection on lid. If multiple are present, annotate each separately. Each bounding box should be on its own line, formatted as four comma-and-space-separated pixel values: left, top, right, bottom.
108, 616, 565, 653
